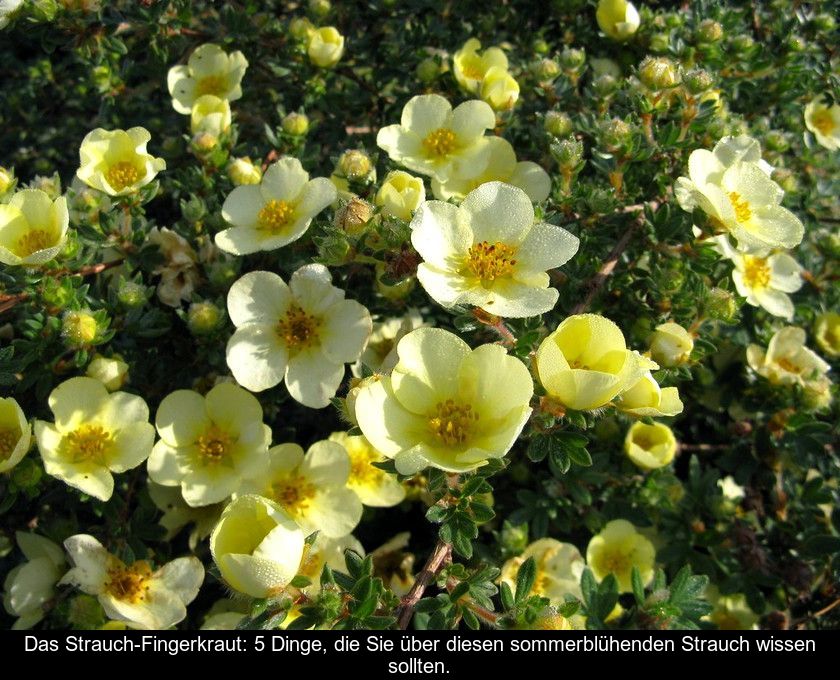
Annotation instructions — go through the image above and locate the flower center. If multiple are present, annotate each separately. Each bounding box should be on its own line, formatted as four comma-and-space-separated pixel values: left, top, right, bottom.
257, 199, 295, 234
632, 434, 656, 450
600, 550, 630, 576
461, 60, 484, 80
812, 110, 835, 136
742, 255, 771, 290
0, 428, 19, 460
16, 229, 54, 257
276, 305, 320, 351
422, 128, 458, 157
196, 424, 233, 464
465, 241, 517, 283
105, 162, 141, 192
427, 399, 480, 447
104, 558, 153, 604
272, 475, 317, 518
776, 357, 804, 374
62, 424, 113, 465
195, 75, 227, 97
348, 446, 383, 487
728, 192, 752, 223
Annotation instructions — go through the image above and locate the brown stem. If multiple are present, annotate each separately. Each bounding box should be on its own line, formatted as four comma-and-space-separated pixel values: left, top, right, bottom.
396, 540, 452, 629
0, 293, 28, 314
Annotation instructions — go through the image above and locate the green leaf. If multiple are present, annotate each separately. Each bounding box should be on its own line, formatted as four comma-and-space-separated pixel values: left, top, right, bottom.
500, 581, 515, 610
515, 557, 537, 604
631, 566, 645, 606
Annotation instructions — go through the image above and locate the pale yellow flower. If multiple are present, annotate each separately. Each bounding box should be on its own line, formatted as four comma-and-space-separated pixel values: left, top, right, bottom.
624, 422, 677, 471
375, 170, 426, 221
616, 353, 683, 418
297, 532, 364, 596
190, 95, 232, 136
0, 397, 31, 474
746, 326, 830, 388
586, 519, 655, 593
453, 38, 509, 95
376, 94, 495, 182
500, 539, 585, 603
355, 327, 534, 474
704, 586, 759, 630
147, 383, 271, 507
3, 533, 66, 630
227, 157, 262, 186
148, 482, 223, 551
596, 0, 640, 40
329, 431, 405, 507
307, 26, 344, 68
648, 322, 694, 368
77, 128, 166, 196
0, 189, 69, 266
352, 309, 425, 377
61, 534, 203, 629
86, 355, 129, 391
481, 66, 520, 111
34, 377, 155, 501
167, 43, 248, 114
804, 97, 840, 151
814, 312, 840, 357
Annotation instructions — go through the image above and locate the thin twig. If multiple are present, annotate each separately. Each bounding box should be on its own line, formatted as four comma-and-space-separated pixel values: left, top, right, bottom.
396, 541, 452, 629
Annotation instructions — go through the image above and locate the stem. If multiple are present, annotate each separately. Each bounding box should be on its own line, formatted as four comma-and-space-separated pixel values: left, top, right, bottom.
396, 540, 452, 629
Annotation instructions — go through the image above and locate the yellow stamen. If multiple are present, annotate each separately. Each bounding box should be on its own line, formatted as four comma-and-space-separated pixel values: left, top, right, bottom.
0, 428, 18, 460
196, 424, 233, 464
742, 255, 771, 290
465, 241, 517, 283
104, 558, 153, 604
16, 229, 54, 257
348, 446, 383, 487
811, 110, 836, 136
105, 162, 141, 192
276, 305, 320, 351
422, 128, 458, 157
600, 551, 630, 575
776, 357, 804, 374
62, 424, 113, 465
272, 475, 317, 518
728, 192, 752, 223
427, 399, 479, 446
195, 75, 227, 97
257, 199, 295, 234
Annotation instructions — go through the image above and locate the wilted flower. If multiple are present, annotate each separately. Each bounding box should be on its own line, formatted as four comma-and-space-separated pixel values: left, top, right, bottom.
147, 227, 200, 308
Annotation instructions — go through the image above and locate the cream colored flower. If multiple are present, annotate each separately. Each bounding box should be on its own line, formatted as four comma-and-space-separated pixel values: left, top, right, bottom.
210, 494, 305, 598
814, 312, 840, 357
376, 94, 496, 182
147, 227, 200, 308
535, 314, 642, 411
586, 519, 655, 593
225, 265, 371, 408
190, 95, 232, 136
147, 382, 271, 507
596, 0, 640, 40
216, 156, 336, 255
355, 327, 534, 474
714, 236, 803, 320
34, 377, 155, 501
481, 66, 520, 111
228, 157, 262, 186
412, 182, 578, 318
86, 355, 129, 391
353, 309, 425, 377
167, 43, 248, 114
617, 352, 683, 418
431, 137, 550, 204
0, 190, 69, 266
77, 128, 166, 196
307, 26, 344, 68
648, 322, 694, 368
61, 534, 203, 629
239, 440, 362, 538
675, 136, 802, 251
0, 0, 22, 29
453, 38, 509, 95
804, 97, 840, 151
0, 397, 31, 474
704, 586, 759, 630
148, 483, 223, 551
500, 539, 585, 603
3, 533, 66, 630
329, 431, 405, 507
746, 326, 830, 388
375, 171, 426, 221
624, 422, 677, 471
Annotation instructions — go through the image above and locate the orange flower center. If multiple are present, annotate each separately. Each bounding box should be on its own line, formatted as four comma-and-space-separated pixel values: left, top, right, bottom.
105, 559, 153, 604
196, 424, 233, 464
465, 241, 517, 282
62, 424, 113, 465
276, 305, 320, 351
811, 110, 835, 136
0, 428, 18, 460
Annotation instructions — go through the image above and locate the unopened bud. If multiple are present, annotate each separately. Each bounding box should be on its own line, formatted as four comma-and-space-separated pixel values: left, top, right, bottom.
228, 157, 262, 185
282, 112, 310, 136
187, 302, 222, 336
544, 111, 574, 137
334, 197, 374, 236
638, 56, 681, 90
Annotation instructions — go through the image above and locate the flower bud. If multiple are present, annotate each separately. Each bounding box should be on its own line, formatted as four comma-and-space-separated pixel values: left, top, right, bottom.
28, 174, 62, 199
532, 58, 561, 81
282, 112, 310, 136
544, 111, 574, 137
684, 69, 713, 94
227, 157, 262, 186
649, 32, 671, 53
191, 131, 218, 152
551, 137, 584, 169
814, 312, 840, 358
0, 167, 15, 194
186, 302, 221, 337
592, 73, 619, 97
416, 58, 440, 83
117, 281, 149, 309
86, 355, 129, 391
559, 46, 586, 71
481, 67, 520, 111
62, 310, 99, 347
596, 0, 640, 41
638, 56, 681, 90
599, 118, 633, 151
308, 26, 345, 69
648, 321, 694, 367
729, 35, 755, 55
500, 521, 529, 554
334, 197, 374, 236
532, 38, 550, 54
375, 262, 415, 301
289, 17, 316, 41
308, 0, 330, 18
704, 287, 738, 322
337, 150, 374, 182
696, 19, 723, 43
811, 13, 836, 32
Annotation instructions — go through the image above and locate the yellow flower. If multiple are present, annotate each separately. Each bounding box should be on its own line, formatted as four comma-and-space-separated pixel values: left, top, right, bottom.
225, 266, 372, 408
216, 156, 336, 255
0, 189, 69, 266
431, 137, 550, 204
412, 182, 579, 318
814, 312, 840, 357
210, 494, 305, 598
617, 353, 683, 418
0, 397, 30, 474
0, 166, 15, 194
624, 422, 677, 471
34, 377, 155, 501
190, 94, 232, 136
586, 519, 655, 593
376, 94, 496, 182
307, 26, 344, 68
61, 534, 203, 629
596, 0, 641, 41
329, 432, 406, 507
354, 327, 534, 474
648, 321, 694, 368
453, 38, 509, 95
375, 170, 426, 221
227, 157, 262, 186
3, 532, 66, 630
804, 97, 840, 151
746, 326, 831, 388
500, 539, 585, 603
481, 66, 520, 111
77, 127, 166, 196
147, 383, 271, 507
86, 355, 129, 391
62, 310, 100, 347
239, 440, 362, 538
353, 309, 425, 377
704, 586, 759, 630
535, 314, 642, 411
167, 43, 248, 114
